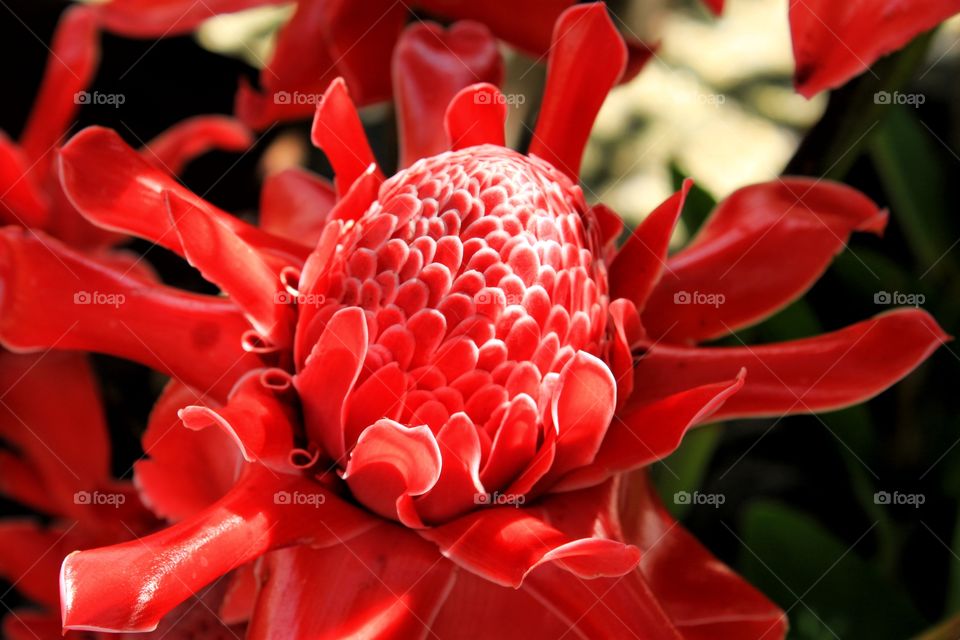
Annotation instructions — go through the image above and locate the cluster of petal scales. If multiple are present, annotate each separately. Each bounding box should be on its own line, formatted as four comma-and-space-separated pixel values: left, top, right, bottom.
300, 146, 616, 524
330, 146, 607, 432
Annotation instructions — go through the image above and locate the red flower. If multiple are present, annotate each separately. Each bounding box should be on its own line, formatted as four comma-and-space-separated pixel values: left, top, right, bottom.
87, 0, 655, 128
0, 6, 253, 250
0, 4, 946, 638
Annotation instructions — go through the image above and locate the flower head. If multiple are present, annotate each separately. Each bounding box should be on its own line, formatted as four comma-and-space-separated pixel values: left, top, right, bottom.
0, 3, 948, 638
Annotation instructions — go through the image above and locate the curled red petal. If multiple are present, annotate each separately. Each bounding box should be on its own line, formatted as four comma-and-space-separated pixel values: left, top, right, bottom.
419, 506, 640, 588
0, 228, 258, 400
141, 115, 252, 175
643, 178, 887, 343
415, 413, 485, 523
311, 78, 382, 196
554, 371, 745, 492
480, 394, 539, 492
134, 381, 241, 522
393, 21, 504, 167
791, 0, 960, 97
58, 127, 308, 266
343, 419, 443, 524
61, 467, 375, 633
165, 190, 295, 347
248, 524, 456, 640
19, 6, 99, 171
530, 3, 627, 181
259, 167, 336, 246
446, 83, 508, 150
295, 306, 368, 460
634, 309, 948, 419
609, 180, 691, 314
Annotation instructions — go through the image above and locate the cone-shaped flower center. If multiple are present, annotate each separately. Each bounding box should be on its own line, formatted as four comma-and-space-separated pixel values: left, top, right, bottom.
314, 145, 610, 443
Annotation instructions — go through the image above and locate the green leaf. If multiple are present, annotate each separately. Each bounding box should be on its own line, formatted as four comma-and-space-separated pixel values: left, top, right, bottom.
652, 423, 722, 520
740, 501, 926, 639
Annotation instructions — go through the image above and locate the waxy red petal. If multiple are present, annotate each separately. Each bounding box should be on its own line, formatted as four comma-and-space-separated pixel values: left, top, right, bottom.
0, 229, 258, 400
19, 6, 98, 171
633, 309, 947, 419
554, 372, 745, 492
393, 21, 503, 168
58, 127, 308, 265
259, 167, 336, 246
343, 419, 443, 524
530, 3, 627, 181
419, 506, 640, 588
61, 467, 375, 633
415, 413, 485, 523
446, 83, 508, 151
166, 190, 295, 347
791, 0, 960, 97
248, 524, 456, 640
311, 78, 383, 196
621, 472, 787, 639
142, 115, 252, 175
179, 369, 297, 471
295, 306, 368, 460
643, 178, 887, 343
135, 381, 241, 522
0, 133, 49, 228
609, 181, 691, 313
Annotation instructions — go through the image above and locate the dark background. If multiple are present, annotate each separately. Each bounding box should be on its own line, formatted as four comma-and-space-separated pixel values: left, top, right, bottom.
1, 1, 958, 638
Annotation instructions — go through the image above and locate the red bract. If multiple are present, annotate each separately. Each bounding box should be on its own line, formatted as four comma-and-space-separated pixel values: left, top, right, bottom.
0, 352, 246, 639
0, 3, 947, 638
86, 0, 654, 128
791, 0, 960, 97
0, 6, 253, 250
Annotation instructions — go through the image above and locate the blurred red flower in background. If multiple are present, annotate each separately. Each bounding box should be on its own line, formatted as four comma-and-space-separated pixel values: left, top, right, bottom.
0, 2, 950, 639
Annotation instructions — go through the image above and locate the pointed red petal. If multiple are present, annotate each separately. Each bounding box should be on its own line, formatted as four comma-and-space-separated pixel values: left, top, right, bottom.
310, 78, 382, 196
259, 167, 336, 246
393, 21, 503, 167
609, 181, 690, 313
93, 0, 284, 37
165, 190, 295, 346
0, 229, 258, 400
58, 127, 308, 265
142, 115, 252, 175
19, 6, 98, 170
248, 524, 455, 639
295, 306, 368, 460
643, 179, 886, 343
61, 467, 375, 633
791, 0, 960, 97
634, 309, 948, 419
530, 3, 627, 181
446, 83, 508, 150
554, 372, 744, 492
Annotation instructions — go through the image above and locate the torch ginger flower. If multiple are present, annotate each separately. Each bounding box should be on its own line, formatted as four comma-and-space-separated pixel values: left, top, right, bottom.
0, 3, 947, 638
